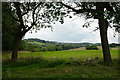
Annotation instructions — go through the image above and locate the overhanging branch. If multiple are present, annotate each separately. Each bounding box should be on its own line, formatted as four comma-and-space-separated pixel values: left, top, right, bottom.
61, 2, 96, 14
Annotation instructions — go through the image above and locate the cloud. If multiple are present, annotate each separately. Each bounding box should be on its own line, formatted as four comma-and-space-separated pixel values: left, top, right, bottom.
108, 28, 118, 43
24, 17, 118, 43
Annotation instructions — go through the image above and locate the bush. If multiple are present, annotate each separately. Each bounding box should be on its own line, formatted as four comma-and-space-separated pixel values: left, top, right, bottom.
41, 47, 48, 52
19, 40, 27, 50
86, 44, 99, 50
109, 43, 119, 48
55, 46, 63, 51
45, 44, 56, 51
31, 48, 37, 52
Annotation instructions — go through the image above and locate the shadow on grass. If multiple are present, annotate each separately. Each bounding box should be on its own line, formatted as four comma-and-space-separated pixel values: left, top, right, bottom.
3, 57, 116, 69
2, 57, 119, 79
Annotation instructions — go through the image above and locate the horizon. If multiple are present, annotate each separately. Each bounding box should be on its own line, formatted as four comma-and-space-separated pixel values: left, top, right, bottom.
23, 38, 119, 44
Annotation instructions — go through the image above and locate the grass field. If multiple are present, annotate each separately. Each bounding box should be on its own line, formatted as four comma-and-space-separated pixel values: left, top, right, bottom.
2, 49, 119, 79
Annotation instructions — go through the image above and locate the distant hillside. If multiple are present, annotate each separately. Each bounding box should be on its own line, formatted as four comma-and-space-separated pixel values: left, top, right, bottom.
24, 38, 102, 46
21, 38, 119, 52
24, 38, 59, 45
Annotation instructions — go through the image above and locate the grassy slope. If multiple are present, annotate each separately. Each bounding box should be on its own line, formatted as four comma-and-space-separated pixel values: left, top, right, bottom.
2, 50, 119, 78
28, 41, 45, 45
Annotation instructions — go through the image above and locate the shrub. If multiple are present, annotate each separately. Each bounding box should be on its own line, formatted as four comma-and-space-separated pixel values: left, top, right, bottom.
31, 48, 37, 52
109, 43, 119, 48
41, 47, 48, 52
86, 44, 99, 50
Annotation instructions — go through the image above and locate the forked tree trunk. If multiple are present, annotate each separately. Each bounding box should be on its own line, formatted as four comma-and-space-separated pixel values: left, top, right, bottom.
98, 17, 112, 66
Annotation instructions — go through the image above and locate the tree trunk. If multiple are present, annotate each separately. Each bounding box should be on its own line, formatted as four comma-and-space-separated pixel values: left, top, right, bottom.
11, 33, 23, 60
96, 2, 112, 66
98, 17, 112, 66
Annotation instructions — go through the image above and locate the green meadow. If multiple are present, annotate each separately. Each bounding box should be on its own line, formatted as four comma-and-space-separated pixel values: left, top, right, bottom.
2, 49, 119, 78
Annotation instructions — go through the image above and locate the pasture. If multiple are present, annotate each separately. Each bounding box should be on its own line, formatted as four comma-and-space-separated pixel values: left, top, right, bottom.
2, 49, 119, 78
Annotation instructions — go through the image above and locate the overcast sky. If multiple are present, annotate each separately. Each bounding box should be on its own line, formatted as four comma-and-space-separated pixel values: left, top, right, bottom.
24, 16, 118, 43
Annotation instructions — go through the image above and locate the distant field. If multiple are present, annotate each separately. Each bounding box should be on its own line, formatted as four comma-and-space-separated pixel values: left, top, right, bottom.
68, 46, 119, 51
68, 47, 86, 50
2, 50, 119, 78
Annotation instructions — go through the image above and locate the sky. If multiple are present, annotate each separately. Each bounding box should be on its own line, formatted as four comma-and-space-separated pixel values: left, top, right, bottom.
24, 16, 118, 43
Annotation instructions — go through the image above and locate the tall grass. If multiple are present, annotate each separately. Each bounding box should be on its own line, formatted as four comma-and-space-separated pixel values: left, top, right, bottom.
2, 50, 119, 78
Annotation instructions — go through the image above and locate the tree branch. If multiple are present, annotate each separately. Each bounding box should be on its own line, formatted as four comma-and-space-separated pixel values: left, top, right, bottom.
32, 2, 42, 25
14, 2, 25, 30
104, 2, 114, 11
61, 2, 96, 14
21, 3, 30, 16
14, 2, 23, 24
24, 2, 42, 33
22, 10, 29, 16
24, 23, 35, 33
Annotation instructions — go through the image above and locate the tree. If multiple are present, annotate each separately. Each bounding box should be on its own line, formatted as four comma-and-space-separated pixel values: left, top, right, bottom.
86, 44, 98, 50
8, 2, 42, 60
7, 2, 65, 60
58, 2, 120, 65
109, 43, 119, 48
2, 3, 18, 51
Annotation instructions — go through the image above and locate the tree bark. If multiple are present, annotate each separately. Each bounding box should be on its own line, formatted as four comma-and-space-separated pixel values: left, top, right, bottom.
98, 15, 112, 66
96, 2, 112, 66
11, 32, 23, 60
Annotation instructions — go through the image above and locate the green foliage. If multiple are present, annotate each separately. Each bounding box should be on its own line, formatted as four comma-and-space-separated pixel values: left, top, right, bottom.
25, 43, 39, 52
45, 44, 56, 51
19, 40, 27, 51
109, 43, 119, 48
2, 3, 27, 51
41, 47, 48, 52
86, 44, 99, 50
59, 2, 120, 32
2, 3, 18, 50
109, 3, 120, 33
55, 45, 63, 51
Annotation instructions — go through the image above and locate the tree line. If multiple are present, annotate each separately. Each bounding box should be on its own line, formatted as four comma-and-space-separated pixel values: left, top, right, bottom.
3, 37, 119, 52
19, 38, 98, 52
